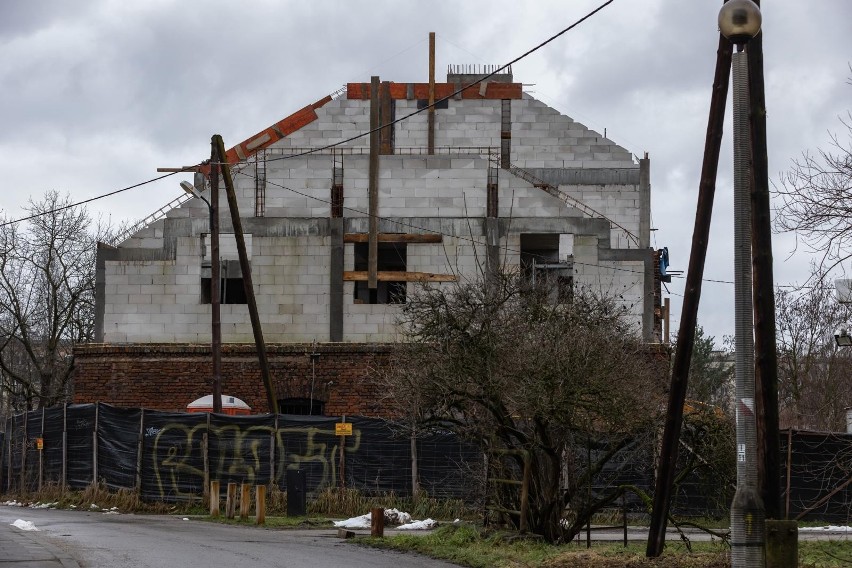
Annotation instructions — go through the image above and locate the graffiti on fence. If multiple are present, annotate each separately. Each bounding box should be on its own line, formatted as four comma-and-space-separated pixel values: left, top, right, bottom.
151, 422, 362, 499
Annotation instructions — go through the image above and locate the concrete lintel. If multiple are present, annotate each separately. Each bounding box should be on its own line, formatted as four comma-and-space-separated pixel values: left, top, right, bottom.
525, 168, 640, 186
598, 248, 652, 262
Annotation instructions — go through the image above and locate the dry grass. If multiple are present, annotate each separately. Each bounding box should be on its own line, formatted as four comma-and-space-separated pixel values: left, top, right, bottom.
308, 487, 471, 520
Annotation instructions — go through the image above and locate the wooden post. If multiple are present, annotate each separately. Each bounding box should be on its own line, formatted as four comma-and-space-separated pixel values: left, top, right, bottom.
210, 480, 220, 517
427, 32, 435, 154
368, 76, 380, 297
371, 507, 385, 538
209, 141, 223, 414
240, 483, 251, 520
213, 135, 278, 413
226, 482, 237, 519
256, 485, 266, 525
646, 32, 733, 558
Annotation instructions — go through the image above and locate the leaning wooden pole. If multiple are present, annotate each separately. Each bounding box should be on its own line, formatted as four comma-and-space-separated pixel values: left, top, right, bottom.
646, 33, 732, 557
213, 134, 279, 414
746, 6, 781, 521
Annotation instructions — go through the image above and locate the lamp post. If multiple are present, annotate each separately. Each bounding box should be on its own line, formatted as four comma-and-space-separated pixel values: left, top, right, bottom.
718, 1, 763, 566
181, 176, 222, 414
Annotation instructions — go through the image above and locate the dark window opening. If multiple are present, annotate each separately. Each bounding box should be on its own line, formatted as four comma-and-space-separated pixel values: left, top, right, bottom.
353, 242, 407, 304
520, 234, 573, 303
201, 277, 247, 304
201, 260, 248, 304
279, 397, 325, 416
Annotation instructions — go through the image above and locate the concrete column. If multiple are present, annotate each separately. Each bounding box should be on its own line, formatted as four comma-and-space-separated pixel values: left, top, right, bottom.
639, 154, 651, 249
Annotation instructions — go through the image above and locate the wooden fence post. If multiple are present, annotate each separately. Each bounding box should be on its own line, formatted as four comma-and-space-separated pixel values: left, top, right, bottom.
371, 507, 384, 538
210, 480, 220, 517
226, 482, 237, 519
240, 483, 251, 520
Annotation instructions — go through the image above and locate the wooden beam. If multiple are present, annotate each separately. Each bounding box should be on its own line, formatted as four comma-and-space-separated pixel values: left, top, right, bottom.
344, 233, 442, 244
344, 271, 456, 282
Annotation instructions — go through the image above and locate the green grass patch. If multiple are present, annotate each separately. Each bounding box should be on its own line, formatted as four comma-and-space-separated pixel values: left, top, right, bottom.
197, 514, 334, 529
358, 524, 852, 567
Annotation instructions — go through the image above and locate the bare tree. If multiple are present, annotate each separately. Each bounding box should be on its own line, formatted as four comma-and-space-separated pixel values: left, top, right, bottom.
775, 102, 852, 276
0, 191, 109, 411
380, 270, 667, 542
775, 276, 852, 431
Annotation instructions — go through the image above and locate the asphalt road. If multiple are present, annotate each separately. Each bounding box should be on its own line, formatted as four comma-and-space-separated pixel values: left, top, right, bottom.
0, 506, 462, 568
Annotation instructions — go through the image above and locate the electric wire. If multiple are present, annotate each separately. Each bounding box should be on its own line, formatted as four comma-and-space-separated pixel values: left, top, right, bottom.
215, 0, 616, 166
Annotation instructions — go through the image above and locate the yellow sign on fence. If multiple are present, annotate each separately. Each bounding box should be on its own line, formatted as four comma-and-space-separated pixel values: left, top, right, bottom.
335, 423, 352, 436
36, 438, 44, 450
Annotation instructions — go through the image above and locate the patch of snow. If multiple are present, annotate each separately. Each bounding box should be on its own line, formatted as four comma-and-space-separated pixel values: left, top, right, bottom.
102, 511, 119, 515
182, 518, 190, 521
69, 505, 77, 509
799, 525, 852, 532
89, 503, 100, 510
397, 519, 438, 530
31, 502, 57, 509
2, 500, 22, 506
334, 513, 372, 529
11, 519, 39, 531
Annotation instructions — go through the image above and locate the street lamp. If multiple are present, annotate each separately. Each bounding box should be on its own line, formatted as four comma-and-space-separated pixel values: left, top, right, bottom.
181, 177, 222, 414
719, 1, 763, 566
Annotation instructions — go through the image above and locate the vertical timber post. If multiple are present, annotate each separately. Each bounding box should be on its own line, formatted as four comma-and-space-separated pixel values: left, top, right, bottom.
226, 482, 237, 519
210, 480, 220, 517
240, 483, 251, 521
428, 32, 436, 155
371, 507, 385, 538
210, 140, 223, 414
213, 135, 278, 414
368, 76, 380, 299
38, 407, 44, 491
646, 32, 732, 558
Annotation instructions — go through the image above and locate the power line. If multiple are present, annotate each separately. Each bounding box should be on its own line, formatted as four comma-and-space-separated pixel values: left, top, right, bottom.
0, 172, 179, 228
217, 0, 616, 166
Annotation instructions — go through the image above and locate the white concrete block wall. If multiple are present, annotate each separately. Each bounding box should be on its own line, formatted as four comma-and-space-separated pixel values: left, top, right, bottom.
103, 91, 650, 344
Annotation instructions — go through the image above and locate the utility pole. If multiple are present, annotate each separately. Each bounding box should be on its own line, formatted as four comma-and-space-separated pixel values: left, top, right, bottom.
646, 31, 732, 558
747, 0, 781, 522
209, 144, 223, 414
213, 135, 279, 414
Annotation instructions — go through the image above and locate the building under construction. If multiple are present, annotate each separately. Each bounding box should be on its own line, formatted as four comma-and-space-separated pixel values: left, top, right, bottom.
74, 64, 660, 415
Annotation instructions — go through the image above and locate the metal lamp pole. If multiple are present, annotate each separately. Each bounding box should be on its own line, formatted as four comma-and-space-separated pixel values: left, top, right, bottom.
719, 1, 764, 566
181, 174, 222, 415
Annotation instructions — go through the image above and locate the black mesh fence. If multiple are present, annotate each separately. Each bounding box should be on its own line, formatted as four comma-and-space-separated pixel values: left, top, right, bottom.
781, 429, 852, 524
2, 405, 851, 523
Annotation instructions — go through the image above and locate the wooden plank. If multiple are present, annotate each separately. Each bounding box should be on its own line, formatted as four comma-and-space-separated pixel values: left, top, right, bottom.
344, 271, 456, 282
344, 233, 442, 243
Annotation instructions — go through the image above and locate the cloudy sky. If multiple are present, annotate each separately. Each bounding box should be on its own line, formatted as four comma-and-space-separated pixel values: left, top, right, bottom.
1, 0, 849, 344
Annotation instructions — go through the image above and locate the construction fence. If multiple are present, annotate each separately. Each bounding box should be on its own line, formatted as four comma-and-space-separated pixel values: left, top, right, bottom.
1, 404, 850, 524
0, 404, 479, 503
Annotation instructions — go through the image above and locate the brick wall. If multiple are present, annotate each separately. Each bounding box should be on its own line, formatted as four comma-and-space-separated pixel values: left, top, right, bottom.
72, 343, 395, 417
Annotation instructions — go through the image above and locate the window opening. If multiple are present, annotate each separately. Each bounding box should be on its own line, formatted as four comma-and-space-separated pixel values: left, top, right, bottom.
201, 260, 247, 304
520, 234, 573, 303
353, 242, 407, 304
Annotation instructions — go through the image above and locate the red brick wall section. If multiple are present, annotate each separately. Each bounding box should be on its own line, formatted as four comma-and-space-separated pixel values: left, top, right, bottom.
346, 82, 522, 100
72, 343, 397, 417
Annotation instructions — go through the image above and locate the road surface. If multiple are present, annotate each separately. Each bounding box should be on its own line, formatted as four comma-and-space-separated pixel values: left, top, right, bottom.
0, 506, 461, 568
